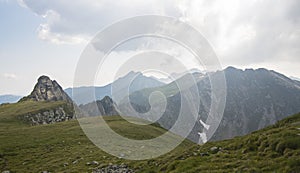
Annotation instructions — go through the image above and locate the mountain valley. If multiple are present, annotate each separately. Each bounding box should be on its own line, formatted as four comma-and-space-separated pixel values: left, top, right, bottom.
1, 67, 300, 172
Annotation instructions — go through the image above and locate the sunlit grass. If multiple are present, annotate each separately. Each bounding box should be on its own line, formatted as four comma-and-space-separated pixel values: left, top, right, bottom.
0, 101, 299, 172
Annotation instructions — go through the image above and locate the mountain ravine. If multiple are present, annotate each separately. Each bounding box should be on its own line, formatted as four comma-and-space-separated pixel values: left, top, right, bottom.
80, 67, 300, 143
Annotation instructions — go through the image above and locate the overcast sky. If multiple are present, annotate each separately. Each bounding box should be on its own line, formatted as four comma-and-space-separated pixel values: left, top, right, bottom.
0, 0, 299, 95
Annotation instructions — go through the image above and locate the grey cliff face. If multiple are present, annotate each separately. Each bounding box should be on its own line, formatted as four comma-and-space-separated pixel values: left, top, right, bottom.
21, 75, 73, 104
19, 75, 75, 125
79, 96, 119, 116
19, 106, 74, 125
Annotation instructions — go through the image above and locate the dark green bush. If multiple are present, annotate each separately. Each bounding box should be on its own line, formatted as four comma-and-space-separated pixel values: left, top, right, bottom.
275, 137, 300, 154
285, 158, 300, 172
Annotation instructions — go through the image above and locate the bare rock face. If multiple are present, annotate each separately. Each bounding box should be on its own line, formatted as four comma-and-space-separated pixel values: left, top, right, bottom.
120, 67, 300, 143
92, 164, 135, 173
79, 96, 119, 116
19, 75, 76, 125
20, 75, 72, 104
19, 106, 74, 125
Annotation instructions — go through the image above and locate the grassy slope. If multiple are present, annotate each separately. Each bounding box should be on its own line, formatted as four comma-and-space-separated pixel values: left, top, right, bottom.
0, 101, 300, 172
0, 102, 192, 172
156, 113, 300, 173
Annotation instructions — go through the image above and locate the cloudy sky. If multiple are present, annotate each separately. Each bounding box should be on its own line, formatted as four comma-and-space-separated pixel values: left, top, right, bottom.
0, 0, 299, 95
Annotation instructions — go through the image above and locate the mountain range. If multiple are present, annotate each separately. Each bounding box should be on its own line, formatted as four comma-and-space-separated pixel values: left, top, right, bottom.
0, 94, 22, 104
290, 76, 300, 81
65, 71, 165, 105
2, 67, 300, 144
1, 96, 299, 172
79, 67, 300, 143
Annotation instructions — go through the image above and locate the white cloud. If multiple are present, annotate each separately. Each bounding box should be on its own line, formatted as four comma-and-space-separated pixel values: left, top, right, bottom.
18, 0, 300, 73
2, 73, 17, 80
37, 22, 89, 45
19, 0, 180, 44
177, 0, 300, 65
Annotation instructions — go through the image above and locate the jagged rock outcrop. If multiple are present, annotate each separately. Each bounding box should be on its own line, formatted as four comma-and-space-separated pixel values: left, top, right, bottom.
19, 106, 73, 125
19, 75, 75, 125
79, 96, 119, 116
20, 75, 73, 104
92, 164, 134, 173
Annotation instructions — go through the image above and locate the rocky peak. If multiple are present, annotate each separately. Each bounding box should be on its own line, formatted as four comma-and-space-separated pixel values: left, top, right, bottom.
20, 75, 72, 103
79, 96, 119, 116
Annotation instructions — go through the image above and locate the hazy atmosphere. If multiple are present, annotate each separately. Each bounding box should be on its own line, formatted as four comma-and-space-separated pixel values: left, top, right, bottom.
1, 0, 300, 95
1, 0, 300, 172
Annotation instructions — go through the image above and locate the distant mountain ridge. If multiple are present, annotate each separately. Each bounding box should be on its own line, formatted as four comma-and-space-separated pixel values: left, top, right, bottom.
65, 71, 164, 105
209, 67, 300, 140
152, 68, 204, 84
79, 96, 119, 116
290, 76, 300, 81
0, 94, 22, 104
7, 67, 300, 144
82, 67, 300, 143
